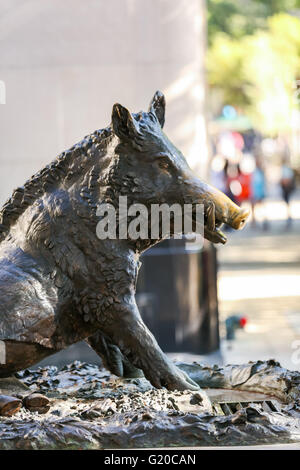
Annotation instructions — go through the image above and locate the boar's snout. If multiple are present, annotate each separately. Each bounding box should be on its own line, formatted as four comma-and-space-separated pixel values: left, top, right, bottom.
230, 207, 250, 230
183, 174, 250, 243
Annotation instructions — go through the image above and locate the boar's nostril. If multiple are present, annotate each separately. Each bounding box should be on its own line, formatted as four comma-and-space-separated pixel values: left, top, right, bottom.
237, 209, 250, 229
231, 208, 250, 230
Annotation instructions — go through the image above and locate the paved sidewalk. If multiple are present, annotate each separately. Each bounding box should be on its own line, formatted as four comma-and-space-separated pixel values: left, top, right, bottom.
218, 198, 300, 370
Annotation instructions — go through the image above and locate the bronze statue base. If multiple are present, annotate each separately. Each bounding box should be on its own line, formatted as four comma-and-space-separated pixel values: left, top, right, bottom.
0, 359, 299, 449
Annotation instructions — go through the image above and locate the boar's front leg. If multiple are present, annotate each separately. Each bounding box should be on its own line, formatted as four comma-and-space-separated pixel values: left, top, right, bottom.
86, 331, 144, 378
99, 299, 199, 391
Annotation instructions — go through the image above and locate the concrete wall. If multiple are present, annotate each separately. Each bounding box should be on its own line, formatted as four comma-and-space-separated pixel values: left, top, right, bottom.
0, 0, 208, 206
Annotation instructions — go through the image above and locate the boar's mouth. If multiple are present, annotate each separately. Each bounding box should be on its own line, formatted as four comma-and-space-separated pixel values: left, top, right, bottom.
190, 201, 227, 244
203, 202, 227, 245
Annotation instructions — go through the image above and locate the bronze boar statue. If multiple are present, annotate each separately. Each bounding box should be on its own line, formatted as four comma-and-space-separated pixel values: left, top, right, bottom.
0, 91, 249, 391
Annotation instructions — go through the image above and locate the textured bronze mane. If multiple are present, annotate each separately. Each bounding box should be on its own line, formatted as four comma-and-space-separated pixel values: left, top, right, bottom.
0, 127, 113, 243
0, 107, 164, 243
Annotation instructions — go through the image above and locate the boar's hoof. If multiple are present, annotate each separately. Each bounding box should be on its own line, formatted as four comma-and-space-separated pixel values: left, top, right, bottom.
153, 363, 200, 391
0, 395, 22, 416
122, 357, 144, 379
166, 372, 200, 392
92, 333, 144, 379
106, 348, 144, 379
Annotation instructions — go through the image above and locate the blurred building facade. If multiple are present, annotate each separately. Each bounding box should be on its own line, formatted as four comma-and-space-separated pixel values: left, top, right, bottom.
0, 0, 208, 206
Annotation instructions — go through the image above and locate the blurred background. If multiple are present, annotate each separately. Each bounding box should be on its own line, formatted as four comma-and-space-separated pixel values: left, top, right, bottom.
0, 0, 300, 371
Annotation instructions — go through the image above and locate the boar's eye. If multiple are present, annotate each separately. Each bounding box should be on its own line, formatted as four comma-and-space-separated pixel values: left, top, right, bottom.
159, 161, 169, 170
157, 155, 171, 171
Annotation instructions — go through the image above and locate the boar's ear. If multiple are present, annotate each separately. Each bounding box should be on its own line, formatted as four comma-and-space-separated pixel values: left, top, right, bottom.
111, 103, 140, 143
149, 90, 166, 128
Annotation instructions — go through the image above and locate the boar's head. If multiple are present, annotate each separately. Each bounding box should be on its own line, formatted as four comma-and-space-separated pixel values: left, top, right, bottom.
110, 91, 250, 244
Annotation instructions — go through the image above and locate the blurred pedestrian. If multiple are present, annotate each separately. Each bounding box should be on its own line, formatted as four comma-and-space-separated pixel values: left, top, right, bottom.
280, 159, 295, 227
224, 159, 238, 204
236, 164, 251, 206
210, 154, 227, 193
251, 160, 267, 229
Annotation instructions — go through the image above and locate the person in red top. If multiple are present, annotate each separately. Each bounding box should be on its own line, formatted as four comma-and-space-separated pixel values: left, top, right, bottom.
224, 162, 251, 206
236, 164, 252, 205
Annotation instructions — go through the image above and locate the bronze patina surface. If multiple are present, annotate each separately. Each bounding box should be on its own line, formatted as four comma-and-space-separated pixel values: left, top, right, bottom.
0, 360, 300, 449
0, 91, 249, 390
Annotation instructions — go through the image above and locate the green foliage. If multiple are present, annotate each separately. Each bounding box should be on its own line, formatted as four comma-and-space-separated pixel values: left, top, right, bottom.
207, 2, 300, 134
206, 33, 251, 108
207, 0, 268, 43
207, 0, 300, 43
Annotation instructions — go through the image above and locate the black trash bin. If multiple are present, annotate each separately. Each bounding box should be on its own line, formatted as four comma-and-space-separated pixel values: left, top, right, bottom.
136, 237, 219, 354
